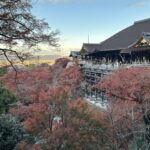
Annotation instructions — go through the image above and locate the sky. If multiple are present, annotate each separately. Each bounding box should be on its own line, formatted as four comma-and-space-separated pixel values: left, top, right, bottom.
31, 0, 150, 56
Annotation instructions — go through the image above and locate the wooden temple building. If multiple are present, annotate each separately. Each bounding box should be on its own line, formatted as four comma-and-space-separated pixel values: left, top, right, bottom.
70, 19, 150, 105
80, 18, 150, 63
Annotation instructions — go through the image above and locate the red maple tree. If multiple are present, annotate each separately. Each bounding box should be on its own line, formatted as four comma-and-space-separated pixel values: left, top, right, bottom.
3, 59, 112, 149
96, 67, 150, 148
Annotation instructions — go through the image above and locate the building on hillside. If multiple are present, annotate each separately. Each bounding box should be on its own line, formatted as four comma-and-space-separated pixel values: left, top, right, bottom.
71, 19, 150, 107
69, 51, 80, 58
80, 18, 150, 64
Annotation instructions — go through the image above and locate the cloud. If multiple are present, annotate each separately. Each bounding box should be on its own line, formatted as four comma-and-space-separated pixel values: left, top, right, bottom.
129, 0, 150, 7
37, 0, 76, 4
37, 0, 94, 4
43, 0, 68, 3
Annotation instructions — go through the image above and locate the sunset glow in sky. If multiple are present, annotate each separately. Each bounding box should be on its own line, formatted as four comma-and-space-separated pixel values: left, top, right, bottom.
31, 0, 150, 56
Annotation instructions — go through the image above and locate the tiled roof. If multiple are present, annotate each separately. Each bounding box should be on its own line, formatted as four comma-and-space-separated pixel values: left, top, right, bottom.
81, 19, 150, 54
81, 43, 100, 54
69, 51, 80, 57
98, 18, 150, 51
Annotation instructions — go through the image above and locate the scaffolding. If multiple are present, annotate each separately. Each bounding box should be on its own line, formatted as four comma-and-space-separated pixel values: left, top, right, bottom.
80, 59, 150, 107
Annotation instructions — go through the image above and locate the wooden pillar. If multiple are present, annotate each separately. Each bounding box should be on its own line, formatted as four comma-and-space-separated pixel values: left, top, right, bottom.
95, 89, 97, 101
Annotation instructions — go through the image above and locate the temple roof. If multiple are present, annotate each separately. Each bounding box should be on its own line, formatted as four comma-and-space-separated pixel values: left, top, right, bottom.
98, 18, 150, 51
69, 51, 80, 57
81, 43, 100, 54
80, 18, 150, 54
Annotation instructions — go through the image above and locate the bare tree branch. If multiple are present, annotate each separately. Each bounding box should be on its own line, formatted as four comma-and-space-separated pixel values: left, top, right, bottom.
0, 0, 59, 67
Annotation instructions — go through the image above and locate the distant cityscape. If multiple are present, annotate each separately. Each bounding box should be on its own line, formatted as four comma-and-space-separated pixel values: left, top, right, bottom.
0, 55, 64, 67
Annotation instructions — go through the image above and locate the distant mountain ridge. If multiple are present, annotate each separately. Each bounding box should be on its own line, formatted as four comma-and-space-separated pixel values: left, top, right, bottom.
30, 55, 61, 60
0, 55, 62, 60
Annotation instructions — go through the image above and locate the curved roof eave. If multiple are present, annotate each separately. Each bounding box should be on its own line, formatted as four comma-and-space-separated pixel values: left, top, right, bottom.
97, 19, 150, 51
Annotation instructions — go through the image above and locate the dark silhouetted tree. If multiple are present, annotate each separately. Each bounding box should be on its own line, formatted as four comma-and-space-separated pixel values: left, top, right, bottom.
0, 114, 24, 150
0, 84, 17, 114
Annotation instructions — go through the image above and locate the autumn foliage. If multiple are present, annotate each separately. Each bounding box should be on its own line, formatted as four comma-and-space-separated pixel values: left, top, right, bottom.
97, 67, 150, 103
2, 58, 112, 149
96, 67, 150, 148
